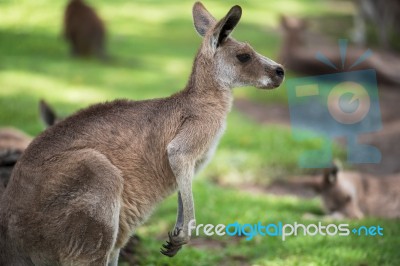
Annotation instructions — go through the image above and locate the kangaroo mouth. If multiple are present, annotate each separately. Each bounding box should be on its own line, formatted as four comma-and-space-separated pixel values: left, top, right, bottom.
256, 75, 284, 90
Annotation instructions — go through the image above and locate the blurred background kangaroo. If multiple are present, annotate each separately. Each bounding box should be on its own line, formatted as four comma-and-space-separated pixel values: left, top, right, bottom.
268, 163, 400, 219
315, 164, 400, 219
64, 0, 106, 59
279, 15, 400, 86
0, 100, 58, 194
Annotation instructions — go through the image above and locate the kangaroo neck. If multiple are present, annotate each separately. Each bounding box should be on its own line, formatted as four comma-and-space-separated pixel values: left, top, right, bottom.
182, 54, 233, 116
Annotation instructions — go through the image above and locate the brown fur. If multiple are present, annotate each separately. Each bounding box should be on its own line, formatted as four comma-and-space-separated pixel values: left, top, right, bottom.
316, 165, 400, 219
0, 2, 284, 265
289, 165, 400, 219
278, 15, 400, 86
64, 0, 106, 58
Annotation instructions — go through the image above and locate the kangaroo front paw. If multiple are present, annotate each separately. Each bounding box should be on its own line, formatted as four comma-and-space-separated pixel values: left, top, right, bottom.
160, 228, 189, 257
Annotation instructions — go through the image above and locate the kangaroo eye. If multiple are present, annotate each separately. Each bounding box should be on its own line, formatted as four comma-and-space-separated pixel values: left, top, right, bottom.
236, 53, 251, 63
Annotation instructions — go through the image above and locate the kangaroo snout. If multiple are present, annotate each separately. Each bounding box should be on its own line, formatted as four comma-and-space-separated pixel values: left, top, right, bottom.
260, 63, 285, 89
275, 65, 285, 78
272, 65, 285, 87
254, 53, 285, 89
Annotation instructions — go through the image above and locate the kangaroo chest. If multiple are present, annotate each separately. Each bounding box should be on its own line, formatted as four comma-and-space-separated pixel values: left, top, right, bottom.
195, 121, 226, 173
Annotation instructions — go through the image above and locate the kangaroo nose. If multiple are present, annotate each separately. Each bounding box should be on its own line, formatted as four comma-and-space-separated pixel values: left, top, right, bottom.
275, 66, 285, 78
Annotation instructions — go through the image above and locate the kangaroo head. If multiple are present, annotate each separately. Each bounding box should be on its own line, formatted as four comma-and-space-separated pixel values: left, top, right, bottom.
319, 164, 364, 219
280, 15, 307, 44
192, 2, 284, 89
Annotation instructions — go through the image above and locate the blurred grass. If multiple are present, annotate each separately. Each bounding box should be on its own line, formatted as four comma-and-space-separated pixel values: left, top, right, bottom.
0, 0, 397, 265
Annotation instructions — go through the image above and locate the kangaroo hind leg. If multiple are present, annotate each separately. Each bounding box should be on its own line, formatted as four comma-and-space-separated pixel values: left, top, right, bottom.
44, 149, 124, 266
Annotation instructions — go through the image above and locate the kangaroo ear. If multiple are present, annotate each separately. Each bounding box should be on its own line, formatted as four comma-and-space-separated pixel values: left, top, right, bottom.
332, 158, 343, 171
280, 15, 290, 30
323, 163, 339, 186
211, 5, 242, 48
193, 2, 216, 37
39, 99, 57, 127
280, 15, 308, 31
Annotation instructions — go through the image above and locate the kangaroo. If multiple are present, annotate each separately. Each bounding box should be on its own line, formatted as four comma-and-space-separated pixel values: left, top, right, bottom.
64, 0, 106, 59
279, 15, 400, 85
0, 100, 59, 192
0, 2, 284, 265
0, 128, 31, 194
315, 164, 400, 219
280, 163, 400, 219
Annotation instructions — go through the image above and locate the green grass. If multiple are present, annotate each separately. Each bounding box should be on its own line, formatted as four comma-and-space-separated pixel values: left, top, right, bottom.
0, 0, 398, 265
131, 181, 400, 266
202, 112, 345, 184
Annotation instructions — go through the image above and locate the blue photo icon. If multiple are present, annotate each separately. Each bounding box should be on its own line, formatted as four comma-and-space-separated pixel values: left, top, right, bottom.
287, 69, 382, 168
